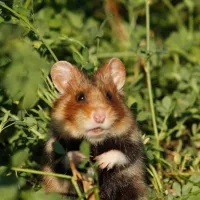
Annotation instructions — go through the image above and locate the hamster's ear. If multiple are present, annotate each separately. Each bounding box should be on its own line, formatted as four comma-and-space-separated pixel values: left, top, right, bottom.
107, 58, 126, 90
51, 61, 81, 94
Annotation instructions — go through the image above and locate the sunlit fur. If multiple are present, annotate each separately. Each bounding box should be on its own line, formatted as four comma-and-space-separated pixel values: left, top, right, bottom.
43, 165, 71, 193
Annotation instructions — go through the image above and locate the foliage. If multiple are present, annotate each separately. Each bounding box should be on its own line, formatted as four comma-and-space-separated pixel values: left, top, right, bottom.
0, 0, 200, 199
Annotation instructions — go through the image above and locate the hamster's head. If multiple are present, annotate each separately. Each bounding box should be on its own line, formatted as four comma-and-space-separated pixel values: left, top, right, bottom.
51, 58, 133, 144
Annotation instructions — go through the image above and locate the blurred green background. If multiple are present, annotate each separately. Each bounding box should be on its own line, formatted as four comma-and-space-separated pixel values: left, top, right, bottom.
0, 0, 200, 199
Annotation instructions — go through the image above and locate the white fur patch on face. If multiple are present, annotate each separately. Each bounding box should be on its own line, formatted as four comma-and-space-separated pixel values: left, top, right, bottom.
95, 150, 129, 170
85, 130, 107, 144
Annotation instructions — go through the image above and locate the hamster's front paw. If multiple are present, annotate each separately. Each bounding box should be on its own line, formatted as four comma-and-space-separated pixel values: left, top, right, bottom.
95, 150, 128, 170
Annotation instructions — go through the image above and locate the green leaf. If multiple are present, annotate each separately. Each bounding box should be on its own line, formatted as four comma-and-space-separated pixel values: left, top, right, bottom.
23, 117, 37, 127
82, 48, 89, 60
72, 52, 83, 64
11, 148, 29, 167
2, 37, 50, 109
184, 0, 194, 10
0, 166, 8, 175
49, 14, 62, 29
96, 29, 104, 38
78, 158, 89, 169
174, 152, 181, 165
188, 194, 200, 200
67, 11, 83, 29
128, 96, 136, 107
0, 16, 4, 24
0, 175, 18, 200
182, 182, 193, 195
13, 0, 29, 18
166, 29, 193, 52
191, 185, 200, 192
79, 140, 90, 156
137, 111, 150, 121
172, 182, 181, 197
0, 56, 12, 67
146, 150, 154, 160
83, 63, 93, 70
167, 195, 173, 200
20, 189, 64, 200
22, 87, 39, 109
53, 141, 66, 155
0, 110, 10, 133
8, 131, 22, 143
162, 96, 172, 111
190, 174, 200, 183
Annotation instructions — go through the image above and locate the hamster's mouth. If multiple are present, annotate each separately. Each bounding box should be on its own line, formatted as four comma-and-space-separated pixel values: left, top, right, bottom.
87, 127, 104, 135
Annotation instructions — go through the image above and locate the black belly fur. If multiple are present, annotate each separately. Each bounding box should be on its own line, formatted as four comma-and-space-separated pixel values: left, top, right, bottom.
91, 136, 146, 200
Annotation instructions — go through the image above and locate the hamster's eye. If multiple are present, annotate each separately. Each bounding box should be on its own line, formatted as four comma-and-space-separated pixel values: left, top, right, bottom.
76, 92, 86, 102
106, 91, 112, 101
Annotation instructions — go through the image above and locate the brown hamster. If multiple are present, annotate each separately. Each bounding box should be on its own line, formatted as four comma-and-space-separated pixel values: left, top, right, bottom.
42, 58, 148, 200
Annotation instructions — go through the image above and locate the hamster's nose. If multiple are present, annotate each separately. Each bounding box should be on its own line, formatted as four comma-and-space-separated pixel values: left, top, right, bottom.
93, 109, 106, 123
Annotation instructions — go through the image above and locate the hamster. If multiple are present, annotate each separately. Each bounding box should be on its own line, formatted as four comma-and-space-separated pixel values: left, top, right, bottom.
42, 58, 148, 200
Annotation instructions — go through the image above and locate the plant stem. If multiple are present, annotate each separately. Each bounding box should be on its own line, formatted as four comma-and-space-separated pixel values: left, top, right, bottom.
0, 1, 58, 62
165, 171, 200, 177
11, 167, 72, 179
24, 0, 31, 9
145, 2, 163, 196
145, 0, 159, 148
96, 38, 100, 56
71, 178, 83, 199
96, 51, 136, 58
148, 165, 162, 193
66, 37, 85, 48
12, 167, 83, 198
94, 187, 100, 200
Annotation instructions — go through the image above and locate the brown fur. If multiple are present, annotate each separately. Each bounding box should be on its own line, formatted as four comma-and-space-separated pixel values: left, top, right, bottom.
43, 165, 71, 194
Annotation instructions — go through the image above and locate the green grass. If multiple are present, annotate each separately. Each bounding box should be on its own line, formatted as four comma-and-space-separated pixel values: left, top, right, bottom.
0, 0, 200, 199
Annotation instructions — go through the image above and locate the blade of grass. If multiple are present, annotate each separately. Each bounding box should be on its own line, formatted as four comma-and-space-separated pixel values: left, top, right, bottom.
148, 164, 163, 194
145, 0, 159, 149
145, 1, 163, 196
